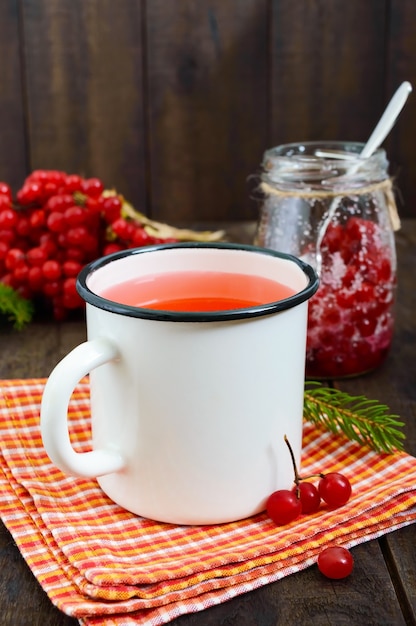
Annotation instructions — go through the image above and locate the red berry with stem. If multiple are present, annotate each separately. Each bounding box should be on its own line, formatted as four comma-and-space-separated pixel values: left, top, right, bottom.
319, 472, 352, 507
317, 546, 354, 579
293, 481, 321, 514
266, 490, 302, 526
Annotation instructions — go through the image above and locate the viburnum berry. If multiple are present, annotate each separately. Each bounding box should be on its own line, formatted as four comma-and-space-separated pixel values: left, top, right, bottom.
62, 260, 82, 277
266, 436, 352, 528
111, 217, 134, 241
17, 182, 42, 205
64, 174, 83, 193
0, 169, 187, 321
81, 177, 104, 197
64, 205, 85, 227
318, 472, 352, 508
65, 247, 85, 262
0, 182, 12, 201
47, 211, 66, 233
0, 209, 18, 230
103, 243, 123, 256
43, 280, 61, 297
0, 240, 8, 260
42, 259, 61, 281
39, 234, 58, 258
13, 263, 29, 284
317, 546, 354, 579
29, 209, 46, 229
0, 229, 15, 245
27, 246, 48, 266
5, 248, 25, 271
66, 226, 89, 247
293, 481, 321, 514
102, 195, 122, 223
266, 489, 302, 526
28, 266, 44, 290
85, 196, 100, 212
15, 216, 31, 237
131, 227, 155, 247
44, 194, 73, 213
62, 277, 82, 309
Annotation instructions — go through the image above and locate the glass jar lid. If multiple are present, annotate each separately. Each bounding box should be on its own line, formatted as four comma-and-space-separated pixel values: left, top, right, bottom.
262, 141, 389, 191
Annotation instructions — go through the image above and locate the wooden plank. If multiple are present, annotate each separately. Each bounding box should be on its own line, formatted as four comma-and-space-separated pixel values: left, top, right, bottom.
20, 0, 146, 211
270, 1, 387, 145
385, 0, 416, 218
335, 224, 416, 624
171, 542, 406, 625
0, 0, 27, 192
145, 0, 269, 222
0, 527, 77, 626
380, 527, 416, 624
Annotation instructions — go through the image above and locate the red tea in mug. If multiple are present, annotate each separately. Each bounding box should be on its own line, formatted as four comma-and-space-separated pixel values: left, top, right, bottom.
100, 270, 296, 312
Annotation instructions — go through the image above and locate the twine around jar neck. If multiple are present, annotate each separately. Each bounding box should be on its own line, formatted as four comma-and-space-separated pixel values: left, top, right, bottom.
259, 178, 401, 231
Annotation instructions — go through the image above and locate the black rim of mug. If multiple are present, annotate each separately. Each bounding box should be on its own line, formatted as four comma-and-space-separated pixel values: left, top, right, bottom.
76, 242, 319, 322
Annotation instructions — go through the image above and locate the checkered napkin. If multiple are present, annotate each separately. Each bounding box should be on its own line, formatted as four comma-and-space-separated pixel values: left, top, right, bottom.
1, 379, 416, 625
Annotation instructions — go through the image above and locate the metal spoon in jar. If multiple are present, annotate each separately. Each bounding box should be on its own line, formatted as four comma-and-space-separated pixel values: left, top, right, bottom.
313, 80, 412, 274
315, 81, 412, 161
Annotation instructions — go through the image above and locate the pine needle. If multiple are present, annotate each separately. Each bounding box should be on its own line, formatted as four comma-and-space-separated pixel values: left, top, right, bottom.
0, 283, 34, 330
304, 381, 405, 454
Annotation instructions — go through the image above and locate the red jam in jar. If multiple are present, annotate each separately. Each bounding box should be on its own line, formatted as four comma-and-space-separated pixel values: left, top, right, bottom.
256, 141, 399, 378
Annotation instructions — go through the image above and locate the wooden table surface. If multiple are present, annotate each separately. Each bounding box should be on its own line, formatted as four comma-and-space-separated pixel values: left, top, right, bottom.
1, 221, 415, 626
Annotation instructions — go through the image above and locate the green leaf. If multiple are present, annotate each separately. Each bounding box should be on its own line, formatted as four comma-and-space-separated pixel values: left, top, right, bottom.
0, 283, 34, 330
304, 381, 405, 454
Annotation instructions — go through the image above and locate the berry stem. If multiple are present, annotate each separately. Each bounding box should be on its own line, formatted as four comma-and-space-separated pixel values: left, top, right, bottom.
284, 435, 324, 483
284, 434, 301, 487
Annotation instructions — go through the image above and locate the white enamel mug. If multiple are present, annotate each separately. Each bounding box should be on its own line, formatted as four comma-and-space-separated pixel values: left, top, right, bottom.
40, 243, 318, 525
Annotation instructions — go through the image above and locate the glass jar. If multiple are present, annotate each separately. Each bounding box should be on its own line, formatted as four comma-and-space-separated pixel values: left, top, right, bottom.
255, 141, 400, 378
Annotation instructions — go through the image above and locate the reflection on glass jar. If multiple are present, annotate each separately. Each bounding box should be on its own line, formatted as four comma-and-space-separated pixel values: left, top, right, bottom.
255, 141, 400, 378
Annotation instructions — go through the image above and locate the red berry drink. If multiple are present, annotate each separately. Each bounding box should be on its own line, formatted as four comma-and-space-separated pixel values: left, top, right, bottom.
100, 270, 296, 312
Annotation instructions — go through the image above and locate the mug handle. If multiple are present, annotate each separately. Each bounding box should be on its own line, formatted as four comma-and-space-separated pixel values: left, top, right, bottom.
40, 338, 125, 478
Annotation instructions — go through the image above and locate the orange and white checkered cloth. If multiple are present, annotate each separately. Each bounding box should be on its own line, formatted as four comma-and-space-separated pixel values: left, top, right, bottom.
1, 378, 416, 625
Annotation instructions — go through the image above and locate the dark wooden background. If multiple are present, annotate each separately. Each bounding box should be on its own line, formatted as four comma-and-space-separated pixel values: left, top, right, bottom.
1, 0, 415, 223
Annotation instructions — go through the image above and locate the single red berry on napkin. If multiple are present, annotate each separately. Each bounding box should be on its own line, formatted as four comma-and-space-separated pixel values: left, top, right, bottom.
266, 490, 302, 525
318, 546, 354, 579
293, 481, 321, 514
319, 472, 352, 507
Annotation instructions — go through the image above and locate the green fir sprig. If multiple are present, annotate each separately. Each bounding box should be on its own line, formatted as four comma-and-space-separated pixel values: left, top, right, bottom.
304, 381, 405, 454
0, 283, 34, 330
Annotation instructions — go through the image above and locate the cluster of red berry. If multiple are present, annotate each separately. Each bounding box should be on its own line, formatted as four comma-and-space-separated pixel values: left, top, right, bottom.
0, 170, 178, 320
266, 436, 353, 579
267, 469, 352, 524
306, 215, 396, 378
